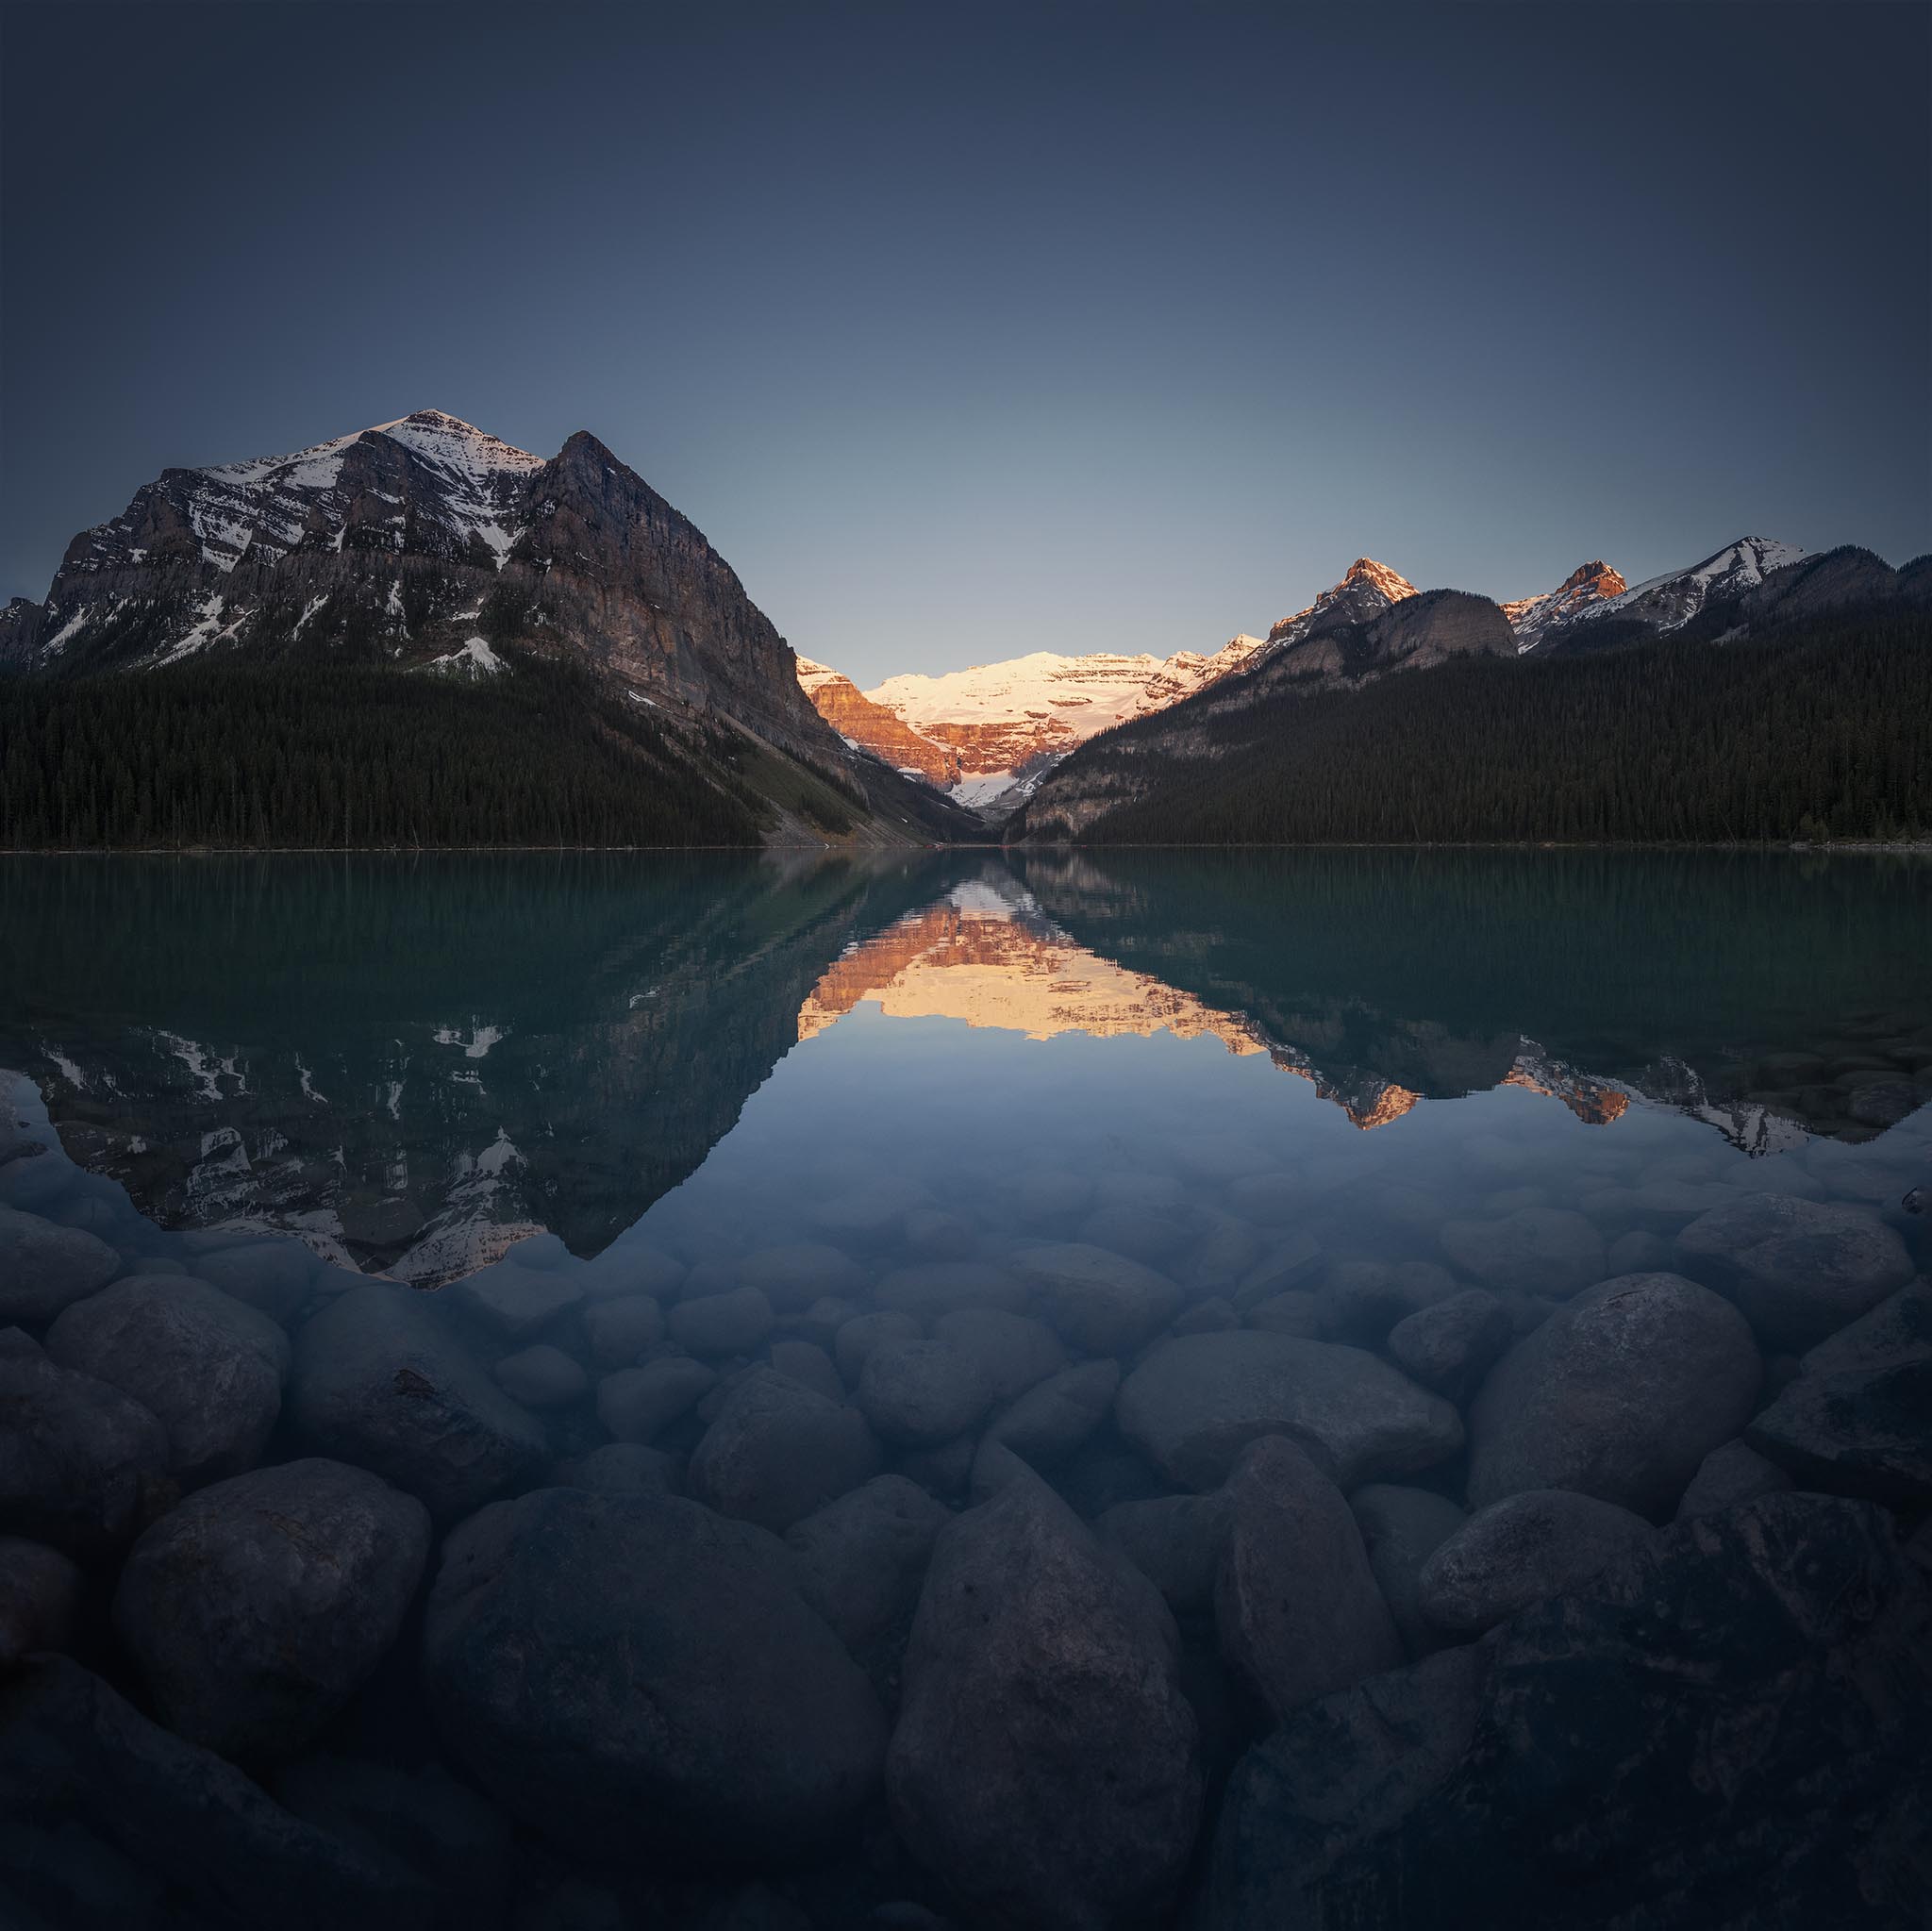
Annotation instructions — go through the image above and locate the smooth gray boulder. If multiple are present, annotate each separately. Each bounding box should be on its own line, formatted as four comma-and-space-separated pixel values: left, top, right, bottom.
1439, 1206, 1607, 1299
0, 1536, 84, 1665
810, 1175, 932, 1246
1012, 1242, 1182, 1353
785, 1473, 951, 1651
1096, 1490, 1235, 1617
1192, 1496, 1931, 1931
491, 1342, 588, 1408
0, 1655, 426, 1931
45, 1274, 290, 1486
1386, 1289, 1512, 1405
596, 1356, 715, 1441
874, 1261, 1028, 1319
1674, 1439, 1793, 1520
930, 1307, 1068, 1403
580, 1293, 665, 1367
887, 1474, 1202, 1930
667, 1285, 774, 1357
1350, 1484, 1468, 1659
0, 1204, 118, 1324
1674, 1192, 1915, 1348
1215, 1437, 1403, 1720
856, 1337, 993, 1448
422, 1487, 886, 1865
1747, 1357, 1932, 1503
441, 1259, 583, 1341
738, 1241, 868, 1311
1318, 1259, 1459, 1339
191, 1238, 320, 1327
767, 1338, 846, 1403
114, 1457, 430, 1763
1417, 1489, 1655, 1636
985, 1359, 1122, 1468
1466, 1273, 1761, 1517
287, 1283, 549, 1525
566, 1440, 679, 1498
0, 1349, 169, 1556
1117, 1330, 1462, 1490
688, 1369, 883, 1531
835, 1308, 924, 1386
1798, 1274, 1931, 1379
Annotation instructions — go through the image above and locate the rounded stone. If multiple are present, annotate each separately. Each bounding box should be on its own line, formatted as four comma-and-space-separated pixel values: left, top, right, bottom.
579, 1293, 665, 1368
114, 1457, 430, 1763
491, 1343, 589, 1408
596, 1357, 715, 1442
667, 1286, 773, 1357
1466, 1273, 1761, 1518
1674, 1192, 1916, 1349
688, 1369, 883, 1531
1117, 1330, 1463, 1491
1440, 1207, 1607, 1299
737, 1242, 868, 1311
856, 1339, 992, 1448
44, 1275, 290, 1486
0, 1205, 119, 1325
1010, 1242, 1183, 1354
1417, 1489, 1656, 1636
422, 1486, 887, 1866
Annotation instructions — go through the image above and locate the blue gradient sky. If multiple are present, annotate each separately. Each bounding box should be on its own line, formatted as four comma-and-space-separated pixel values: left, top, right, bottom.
4, 2, 1926, 687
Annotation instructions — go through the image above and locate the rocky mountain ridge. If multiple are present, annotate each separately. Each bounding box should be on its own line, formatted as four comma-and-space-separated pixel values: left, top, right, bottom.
0, 409, 982, 847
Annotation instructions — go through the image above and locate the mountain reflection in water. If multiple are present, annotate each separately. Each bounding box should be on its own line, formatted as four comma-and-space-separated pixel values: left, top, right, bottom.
1, 850, 1927, 1282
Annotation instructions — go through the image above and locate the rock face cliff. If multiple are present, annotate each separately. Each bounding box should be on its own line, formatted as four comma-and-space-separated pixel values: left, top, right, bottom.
801, 634, 1269, 813
1, 409, 982, 844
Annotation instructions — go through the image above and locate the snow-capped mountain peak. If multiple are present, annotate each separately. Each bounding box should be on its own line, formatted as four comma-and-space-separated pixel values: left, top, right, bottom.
1554, 537, 1808, 641
1265, 556, 1417, 647
1502, 558, 1628, 651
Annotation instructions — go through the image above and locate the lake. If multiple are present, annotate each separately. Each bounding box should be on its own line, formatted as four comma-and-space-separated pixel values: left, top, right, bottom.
3, 849, 1929, 1928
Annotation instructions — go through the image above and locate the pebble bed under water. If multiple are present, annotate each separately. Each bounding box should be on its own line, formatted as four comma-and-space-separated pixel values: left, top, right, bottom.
2, 852, 1930, 1929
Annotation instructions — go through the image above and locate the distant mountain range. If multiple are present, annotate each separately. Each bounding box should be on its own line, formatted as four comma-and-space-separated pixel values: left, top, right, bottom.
0, 409, 982, 846
799, 540, 1929, 824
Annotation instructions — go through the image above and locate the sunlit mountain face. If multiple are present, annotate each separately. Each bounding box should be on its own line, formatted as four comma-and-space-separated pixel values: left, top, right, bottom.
2, 851, 1925, 1283
796, 875, 1633, 1136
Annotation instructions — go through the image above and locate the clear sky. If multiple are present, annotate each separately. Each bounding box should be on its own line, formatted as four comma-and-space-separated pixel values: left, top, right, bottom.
4, 1, 1926, 688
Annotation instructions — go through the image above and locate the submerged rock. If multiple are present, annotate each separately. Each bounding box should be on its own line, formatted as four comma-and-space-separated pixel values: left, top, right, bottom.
1417, 1489, 1655, 1637
1215, 1437, 1403, 1719
1466, 1273, 1760, 1518
929, 1307, 1068, 1403
422, 1487, 886, 1867
596, 1356, 715, 1441
0, 1349, 170, 1557
785, 1473, 951, 1652
887, 1473, 1202, 1930
668, 1285, 774, 1357
287, 1283, 549, 1525
45, 1274, 290, 1486
579, 1292, 666, 1368
1096, 1489, 1235, 1618
114, 1457, 430, 1763
191, 1238, 320, 1327
0, 1204, 119, 1325
1191, 1493, 1932, 1928
1116, 1330, 1462, 1490
0, 1536, 84, 1666
1350, 1484, 1468, 1659
986, 1359, 1122, 1469
1439, 1207, 1606, 1299
857, 1338, 993, 1448
1011, 1242, 1183, 1354
491, 1342, 588, 1408
1386, 1289, 1512, 1405
688, 1369, 882, 1530
1674, 1192, 1915, 1349
0, 1655, 426, 1931
1748, 1357, 1932, 1503
1674, 1439, 1793, 1520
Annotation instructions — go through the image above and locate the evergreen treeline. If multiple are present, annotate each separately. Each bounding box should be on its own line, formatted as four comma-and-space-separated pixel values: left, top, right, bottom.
1020, 609, 1932, 845
0, 654, 774, 848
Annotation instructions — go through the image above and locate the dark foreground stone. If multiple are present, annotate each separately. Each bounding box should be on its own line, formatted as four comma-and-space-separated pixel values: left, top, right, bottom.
887, 1473, 1202, 1930
422, 1486, 886, 1868
1192, 1493, 1932, 1929
114, 1458, 431, 1763
0, 1656, 426, 1931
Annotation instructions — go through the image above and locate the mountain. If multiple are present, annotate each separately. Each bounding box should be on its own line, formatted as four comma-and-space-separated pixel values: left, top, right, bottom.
796, 657, 961, 788
1501, 560, 1628, 650
1265, 557, 1417, 648
1008, 540, 1930, 844
1524, 538, 1807, 651
800, 634, 1268, 814
1, 409, 982, 848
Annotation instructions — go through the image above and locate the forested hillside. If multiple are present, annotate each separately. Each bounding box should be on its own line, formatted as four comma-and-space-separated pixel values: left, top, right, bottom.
1009, 609, 1931, 845
0, 655, 836, 848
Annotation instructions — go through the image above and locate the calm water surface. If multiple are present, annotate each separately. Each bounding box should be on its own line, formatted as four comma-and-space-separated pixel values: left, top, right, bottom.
5, 849, 1929, 1284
